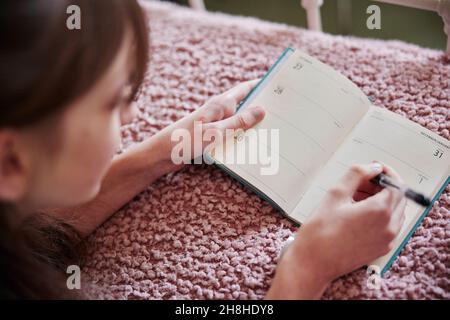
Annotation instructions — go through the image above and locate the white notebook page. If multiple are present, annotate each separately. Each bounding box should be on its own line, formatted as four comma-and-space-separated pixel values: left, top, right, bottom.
212, 49, 370, 214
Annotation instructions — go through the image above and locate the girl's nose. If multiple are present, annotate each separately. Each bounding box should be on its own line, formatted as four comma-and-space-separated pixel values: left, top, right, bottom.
120, 102, 139, 125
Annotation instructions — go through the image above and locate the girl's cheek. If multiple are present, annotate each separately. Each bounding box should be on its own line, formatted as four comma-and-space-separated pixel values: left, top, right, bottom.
70, 111, 122, 202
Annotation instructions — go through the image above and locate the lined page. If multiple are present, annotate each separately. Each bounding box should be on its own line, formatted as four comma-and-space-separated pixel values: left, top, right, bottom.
291, 107, 450, 267
211, 49, 370, 214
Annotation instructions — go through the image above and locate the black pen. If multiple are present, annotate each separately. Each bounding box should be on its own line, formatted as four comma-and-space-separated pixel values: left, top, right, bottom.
370, 173, 432, 207
279, 173, 433, 260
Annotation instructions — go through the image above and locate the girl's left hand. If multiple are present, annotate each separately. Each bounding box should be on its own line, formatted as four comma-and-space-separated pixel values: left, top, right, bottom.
154, 79, 266, 171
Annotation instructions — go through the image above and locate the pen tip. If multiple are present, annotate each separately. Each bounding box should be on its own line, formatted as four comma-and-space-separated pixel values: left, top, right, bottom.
406, 190, 432, 207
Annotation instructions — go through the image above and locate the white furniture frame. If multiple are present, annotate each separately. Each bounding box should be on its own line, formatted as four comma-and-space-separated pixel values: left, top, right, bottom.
188, 0, 450, 52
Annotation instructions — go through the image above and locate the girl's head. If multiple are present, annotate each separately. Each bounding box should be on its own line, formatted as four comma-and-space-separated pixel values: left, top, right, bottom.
0, 0, 149, 298
0, 0, 149, 213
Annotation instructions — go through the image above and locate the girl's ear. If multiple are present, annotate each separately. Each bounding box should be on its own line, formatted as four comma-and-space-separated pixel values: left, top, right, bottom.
0, 130, 30, 202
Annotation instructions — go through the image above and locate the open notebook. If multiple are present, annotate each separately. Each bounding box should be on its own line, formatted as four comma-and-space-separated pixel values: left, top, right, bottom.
205, 48, 450, 275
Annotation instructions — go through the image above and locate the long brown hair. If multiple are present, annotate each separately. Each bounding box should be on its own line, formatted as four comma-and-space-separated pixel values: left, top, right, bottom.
0, 0, 149, 298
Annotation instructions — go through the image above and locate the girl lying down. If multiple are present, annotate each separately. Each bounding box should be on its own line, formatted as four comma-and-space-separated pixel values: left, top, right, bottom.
0, 0, 406, 299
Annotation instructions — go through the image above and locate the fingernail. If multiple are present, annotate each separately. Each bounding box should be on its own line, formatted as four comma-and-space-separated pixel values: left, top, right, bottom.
250, 106, 265, 117
370, 162, 383, 171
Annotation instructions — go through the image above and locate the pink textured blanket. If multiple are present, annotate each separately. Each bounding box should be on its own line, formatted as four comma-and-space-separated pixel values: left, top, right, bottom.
83, 1, 450, 299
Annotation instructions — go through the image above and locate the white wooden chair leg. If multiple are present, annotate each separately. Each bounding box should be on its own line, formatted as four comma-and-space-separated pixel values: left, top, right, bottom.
301, 0, 324, 31
188, 0, 206, 11
437, 0, 450, 52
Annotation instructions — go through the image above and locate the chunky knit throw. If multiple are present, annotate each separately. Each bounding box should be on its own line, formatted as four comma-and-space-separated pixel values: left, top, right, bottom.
83, 1, 450, 299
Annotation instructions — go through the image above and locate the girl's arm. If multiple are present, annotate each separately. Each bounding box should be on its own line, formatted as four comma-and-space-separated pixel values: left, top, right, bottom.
50, 80, 265, 237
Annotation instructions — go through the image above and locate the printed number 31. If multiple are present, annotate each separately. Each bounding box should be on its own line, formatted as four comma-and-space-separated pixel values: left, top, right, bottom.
433, 149, 444, 158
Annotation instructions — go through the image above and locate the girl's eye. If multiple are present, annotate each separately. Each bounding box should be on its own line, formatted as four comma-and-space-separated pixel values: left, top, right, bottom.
108, 101, 117, 111
109, 98, 125, 111
107, 84, 133, 111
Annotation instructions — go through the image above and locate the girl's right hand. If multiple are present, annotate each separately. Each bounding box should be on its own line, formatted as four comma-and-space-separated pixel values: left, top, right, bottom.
267, 162, 406, 299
